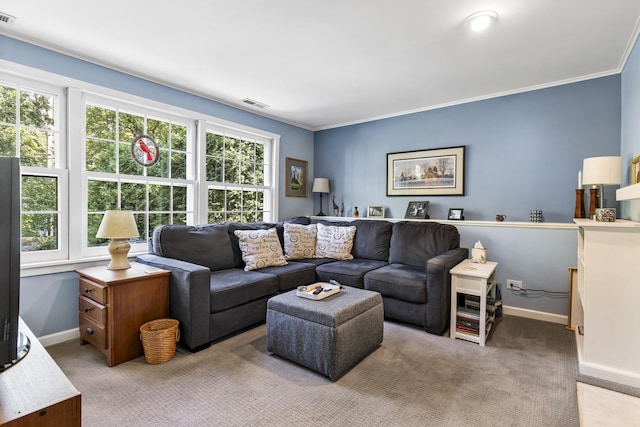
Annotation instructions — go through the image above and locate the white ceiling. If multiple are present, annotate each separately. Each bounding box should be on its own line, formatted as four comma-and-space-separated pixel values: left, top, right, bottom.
1, 1, 640, 130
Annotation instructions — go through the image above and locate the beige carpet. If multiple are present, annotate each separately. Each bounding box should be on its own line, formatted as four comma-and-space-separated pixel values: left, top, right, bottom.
47, 315, 579, 427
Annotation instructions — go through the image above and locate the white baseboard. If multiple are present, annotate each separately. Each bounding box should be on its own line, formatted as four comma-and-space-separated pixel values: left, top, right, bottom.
503, 305, 567, 325
39, 328, 80, 348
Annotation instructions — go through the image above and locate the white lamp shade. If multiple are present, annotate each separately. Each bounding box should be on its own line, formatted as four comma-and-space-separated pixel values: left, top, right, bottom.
582, 156, 622, 186
312, 178, 330, 193
96, 210, 140, 239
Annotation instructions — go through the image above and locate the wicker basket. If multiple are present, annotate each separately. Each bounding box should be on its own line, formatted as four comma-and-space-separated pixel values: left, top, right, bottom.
139, 318, 180, 365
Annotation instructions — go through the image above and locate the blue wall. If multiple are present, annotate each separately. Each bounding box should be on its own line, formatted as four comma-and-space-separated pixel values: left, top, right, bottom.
314, 76, 622, 221
621, 36, 640, 220
0, 35, 316, 221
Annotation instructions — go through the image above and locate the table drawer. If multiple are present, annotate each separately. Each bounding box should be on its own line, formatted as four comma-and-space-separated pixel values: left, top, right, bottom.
80, 314, 107, 349
79, 295, 107, 325
79, 277, 107, 304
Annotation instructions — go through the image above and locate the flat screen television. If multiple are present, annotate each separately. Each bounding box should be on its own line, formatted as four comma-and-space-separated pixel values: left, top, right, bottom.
0, 156, 30, 371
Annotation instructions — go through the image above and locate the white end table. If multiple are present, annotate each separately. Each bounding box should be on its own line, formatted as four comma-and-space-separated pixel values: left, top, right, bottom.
450, 259, 498, 346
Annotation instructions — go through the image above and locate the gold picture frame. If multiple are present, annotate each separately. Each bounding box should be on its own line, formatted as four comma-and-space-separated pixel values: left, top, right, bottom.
632, 155, 640, 185
285, 157, 308, 197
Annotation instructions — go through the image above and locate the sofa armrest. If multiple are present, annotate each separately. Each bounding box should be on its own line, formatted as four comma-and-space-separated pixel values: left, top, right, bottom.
424, 247, 469, 334
137, 253, 211, 350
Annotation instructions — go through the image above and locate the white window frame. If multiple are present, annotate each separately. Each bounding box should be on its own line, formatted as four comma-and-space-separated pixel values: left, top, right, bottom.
0, 73, 68, 264
200, 119, 278, 223
76, 92, 197, 260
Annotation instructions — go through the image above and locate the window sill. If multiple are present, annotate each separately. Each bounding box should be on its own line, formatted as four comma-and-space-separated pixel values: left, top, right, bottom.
20, 251, 148, 278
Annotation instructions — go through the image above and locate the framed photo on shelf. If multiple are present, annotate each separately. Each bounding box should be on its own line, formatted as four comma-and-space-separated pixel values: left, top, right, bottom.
632, 155, 640, 185
404, 201, 429, 219
387, 146, 465, 196
285, 157, 308, 197
448, 208, 464, 220
367, 206, 385, 218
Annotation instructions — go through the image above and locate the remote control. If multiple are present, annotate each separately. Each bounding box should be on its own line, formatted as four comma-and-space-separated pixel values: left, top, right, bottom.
313, 287, 323, 295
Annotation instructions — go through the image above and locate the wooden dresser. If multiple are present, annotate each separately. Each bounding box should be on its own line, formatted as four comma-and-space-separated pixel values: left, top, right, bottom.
75, 262, 170, 367
0, 318, 81, 426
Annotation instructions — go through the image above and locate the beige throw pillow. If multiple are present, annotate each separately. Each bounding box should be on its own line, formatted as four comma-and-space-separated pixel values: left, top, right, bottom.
283, 222, 317, 260
234, 228, 287, 271
315, 223, 356, 260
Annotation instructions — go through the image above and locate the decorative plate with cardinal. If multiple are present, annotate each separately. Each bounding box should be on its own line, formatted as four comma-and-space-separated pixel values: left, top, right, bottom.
131, 135, 160, 167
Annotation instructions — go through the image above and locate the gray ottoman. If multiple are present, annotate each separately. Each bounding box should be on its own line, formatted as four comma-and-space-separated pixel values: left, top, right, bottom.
266, 286, 383, 380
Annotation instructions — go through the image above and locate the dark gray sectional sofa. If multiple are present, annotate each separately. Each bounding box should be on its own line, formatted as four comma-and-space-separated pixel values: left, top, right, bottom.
137, 217, 468, 351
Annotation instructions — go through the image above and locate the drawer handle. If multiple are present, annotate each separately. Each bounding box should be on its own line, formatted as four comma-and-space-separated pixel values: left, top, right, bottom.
84, 288, 93, 294
85, 327, 94, 335
84, 307, 92, 313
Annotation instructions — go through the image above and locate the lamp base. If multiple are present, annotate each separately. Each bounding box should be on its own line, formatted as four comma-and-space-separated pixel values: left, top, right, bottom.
316, 211, 326, 216
106, 238, 132, 270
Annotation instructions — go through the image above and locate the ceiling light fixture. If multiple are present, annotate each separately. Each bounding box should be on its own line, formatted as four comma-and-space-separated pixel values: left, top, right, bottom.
465, 10, 498, 32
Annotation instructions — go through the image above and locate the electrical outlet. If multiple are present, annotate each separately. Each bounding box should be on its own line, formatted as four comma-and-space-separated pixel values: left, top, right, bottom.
507, 279, 523, 290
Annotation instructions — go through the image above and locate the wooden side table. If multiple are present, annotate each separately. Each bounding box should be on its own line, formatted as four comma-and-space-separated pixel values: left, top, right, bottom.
450, 259, 498, 346
75, 262, 170, 367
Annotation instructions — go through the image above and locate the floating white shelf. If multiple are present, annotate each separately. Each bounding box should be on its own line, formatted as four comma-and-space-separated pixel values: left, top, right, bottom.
616, 183, 640, 201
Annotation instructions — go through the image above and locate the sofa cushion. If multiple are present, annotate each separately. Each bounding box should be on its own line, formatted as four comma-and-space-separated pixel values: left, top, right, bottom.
315, 258, 387, 289
351, 220, 393, 261
315, 223, 356, 260
209, 269, 277, 313
364, 263, 427, 304
283, 222, 317, 260
258, 261, 317, 292
388, 221, 460, 268
151, 224, 235, 271
228, 222, 283, 268
234, 228, 288, 271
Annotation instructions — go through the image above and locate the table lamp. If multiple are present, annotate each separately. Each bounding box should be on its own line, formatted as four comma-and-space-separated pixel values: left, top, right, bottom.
96, 210, 140, 270
582, 156, 621, 220
312, 178, 330, 216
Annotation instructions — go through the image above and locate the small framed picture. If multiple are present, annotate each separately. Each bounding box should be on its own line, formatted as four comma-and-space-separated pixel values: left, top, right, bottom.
632, 155, 640, 185
448, 208, 464, 220
367, 206, 385, 218
405, 201, 429, 219
285, 157, 308, 197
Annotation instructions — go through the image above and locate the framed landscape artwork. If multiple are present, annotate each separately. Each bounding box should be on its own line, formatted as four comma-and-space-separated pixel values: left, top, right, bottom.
285, 157, 308, 197
387, 146, 465, 196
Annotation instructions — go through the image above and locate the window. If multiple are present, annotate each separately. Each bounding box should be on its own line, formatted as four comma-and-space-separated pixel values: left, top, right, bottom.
0, 78, 68, 263
205, 125, 275, 223
83, 98, 195, 256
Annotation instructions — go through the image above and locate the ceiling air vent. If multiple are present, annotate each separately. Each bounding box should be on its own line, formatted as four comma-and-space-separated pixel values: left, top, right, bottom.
0, 12, 16, 25
242, 98, 269, 109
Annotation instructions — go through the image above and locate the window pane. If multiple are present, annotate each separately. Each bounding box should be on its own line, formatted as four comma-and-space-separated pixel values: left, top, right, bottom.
149, 184, 170, 211
21, 213, 58, 251
172, 124, 187, 151
241, 161, 255, 185
172, 213, 187, 225
208, 189, 224, 211
22, 175, 57, 211
149, 213, 170, 235
119, 142, 144, 175
147, 149, 169, 178
88, 213, 107, 247
224, 159, 239, 183
171, 152, 186, 179
147, 119, 168, 149
206, 133, 223, 154
256, 165, 265, 186
87, 180, 118, 211
86, 138, 116, 173
225, 136, 240, 159
173, 186, 187, 211
243, 190, 256, 212
206, 156, 223, 182
118, 112, 144, 143
256, 143, 264, 165
227, 212, 242, 222
133, 213, 147, 243
20, 90, 55, 129
86, 105, 116, 139
208, 212, 224, 223
121, 182, 147, 211
241, 140, 255, 162
20, 129, 55, 167
0, 125, 16, 157
227, 190, 241, 212
0, 85, 17, 124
